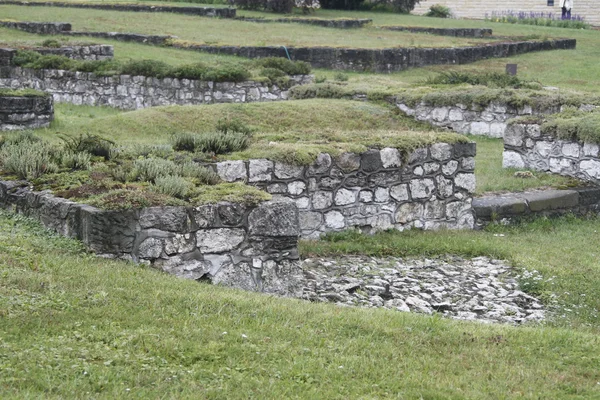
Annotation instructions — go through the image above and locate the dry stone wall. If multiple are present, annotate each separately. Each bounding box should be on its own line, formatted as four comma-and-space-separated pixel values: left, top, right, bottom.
0, 20, 71, 34
213, 144, 477, 238
237, 17, 372, 29
0, 180, 303, 295
396, 101, 560, 138
0, 67, 313, 109
0, 94, 53, 130
0, 46, 114, 67
503, 122, 600, 184
176, 39, 576, 73
379, 26, 492, 38
0, 1, 237, 18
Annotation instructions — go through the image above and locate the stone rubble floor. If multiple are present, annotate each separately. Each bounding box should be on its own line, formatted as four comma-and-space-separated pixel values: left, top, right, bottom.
300, 256, 546, 324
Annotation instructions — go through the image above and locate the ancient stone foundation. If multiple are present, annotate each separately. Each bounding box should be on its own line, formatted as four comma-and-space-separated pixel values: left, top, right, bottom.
214, 144, 477, 238
0, 67, 313, 110
0, 180, 303, 295
380, 26, 492, 38
503, 122, 600, 184
176, 38, 576, 73
0, 1, 237, 18
0, 94, 53, 130
396, 101, 560, 138
0, 46, 114, 67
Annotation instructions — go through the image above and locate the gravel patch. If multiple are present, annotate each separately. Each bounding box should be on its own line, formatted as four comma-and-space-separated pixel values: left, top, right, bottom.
300, 256, 546, 324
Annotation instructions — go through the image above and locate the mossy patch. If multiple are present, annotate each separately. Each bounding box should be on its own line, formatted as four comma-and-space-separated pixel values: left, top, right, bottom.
395, 86, 600, 111
0, 88, 49, 97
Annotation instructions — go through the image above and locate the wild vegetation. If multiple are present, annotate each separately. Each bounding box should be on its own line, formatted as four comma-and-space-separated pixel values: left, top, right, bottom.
1, 2, 600, 398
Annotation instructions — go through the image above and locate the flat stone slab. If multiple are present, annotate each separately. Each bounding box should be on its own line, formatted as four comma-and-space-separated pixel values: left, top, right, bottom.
474, 188, 588, 221
519, 190, 578, 212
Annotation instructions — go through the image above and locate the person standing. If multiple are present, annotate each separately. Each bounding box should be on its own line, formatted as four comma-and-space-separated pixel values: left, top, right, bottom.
560, 0, 573, 19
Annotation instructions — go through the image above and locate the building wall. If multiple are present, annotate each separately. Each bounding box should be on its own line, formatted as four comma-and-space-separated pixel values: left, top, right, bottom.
413, 0, 599, 26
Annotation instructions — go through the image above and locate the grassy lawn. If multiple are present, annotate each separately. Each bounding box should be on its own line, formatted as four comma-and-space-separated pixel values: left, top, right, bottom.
1, 210, 600, 398
0, 5, 497, 48
30, 102, 579, 191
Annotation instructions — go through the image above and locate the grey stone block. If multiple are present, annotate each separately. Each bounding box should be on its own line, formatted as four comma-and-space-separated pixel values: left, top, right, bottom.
521, 190, 579, 212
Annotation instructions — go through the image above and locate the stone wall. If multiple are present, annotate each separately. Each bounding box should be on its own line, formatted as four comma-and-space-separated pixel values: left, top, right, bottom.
379, 26, 492, 38
503, 122, 600, 184
0, 67, 313, 110
0, 180, 302, 295
0, 46, 114, 67
473, 187, 600, 225
176, 38, 576, 73
412, 0, 600, 27
0, 20, 176, 46
213, 144, 477, 238
396, 101, 560, 138
0, 20, 71, 34
0, 1, 237, 18
0, 94, 53, 130
237, 17, 372, 29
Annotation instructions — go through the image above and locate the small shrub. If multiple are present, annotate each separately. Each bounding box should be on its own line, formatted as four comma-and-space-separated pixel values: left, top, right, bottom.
425, 4, 451, 18
201, 63, 251, 83
59, 151, 92, 170
168, 63, 209, 80
0, 140, 59, 180
179, 162, 221, 184
119, 59, 171, 78
172, 132, 199, 152
131, 158, 180, 182
424, 71, 540, 89
265, 0, 294, 13
290, 83, 350, 99
77, 59, 121, 75
60, 133, 115, 160
152, 175, 191, 198
27, 55, 78, 71
333, 72, 349, 82
256, 57, 311, 75
315, 74, 327, 83
195, 132, 251, 155
260, 67, 287, 82
230, 0, 266, 10
216, 118, 253, 135
41, 39, 62, 48
11, 50, 42, 66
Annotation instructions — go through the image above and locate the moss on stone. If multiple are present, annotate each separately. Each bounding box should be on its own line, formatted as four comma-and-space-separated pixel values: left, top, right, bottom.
190, 183, 272, 206
541, 108, 600, 144
0, 88, 49, 97
395, 86, 600, 111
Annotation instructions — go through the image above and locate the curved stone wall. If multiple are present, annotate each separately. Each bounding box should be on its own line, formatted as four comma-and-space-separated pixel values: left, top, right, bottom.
0, 94, 53, 130
0, 67, 313, 110
214, 144, 477, 238
0, 180, 302, 295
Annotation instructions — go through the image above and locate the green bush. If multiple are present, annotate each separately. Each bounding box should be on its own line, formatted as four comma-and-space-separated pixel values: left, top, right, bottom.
179, 162, 221, 185
168, 63, 209, 80
201, 63, 251, 83
152, 175, 191, 198
425, 4, 451, 18
59, 151, 92, 171
0, 88, 48, 98
256, 57, 311, 75
216, 118, 253, 135
27, 55, 78, 71
131, 158, 181, 183
60, 133, 115, 160
259, 67, 287, 82
0, 140, 59, 180
290, 83, 350, 100
11, 50, 42, 66
77, 59, 121, 75
333, 72, 349, 82
424, 71, 541, 90
40, 39, 62, 48
119, 59, 171, 78
172, 133, 198, 152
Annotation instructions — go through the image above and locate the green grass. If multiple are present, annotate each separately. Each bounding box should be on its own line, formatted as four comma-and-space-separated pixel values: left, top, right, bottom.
473, 136, 580, 194
0, 88, 48, 97
26, 100, 466, 164
302, 215, 600, 330
0, 4, 508, 49
1, 210, 600, 398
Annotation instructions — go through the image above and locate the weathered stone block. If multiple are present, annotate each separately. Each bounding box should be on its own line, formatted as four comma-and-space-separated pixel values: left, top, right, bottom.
139, 207, 189, 231
196, 228, 245, 253
360, 149, 382, 172
248, 200, 299, 237
217, 160, 246, 182
380, 147, 401, 168
248, 159, 273, 182
430, 143, 453, 161
409, 178, 435, 199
